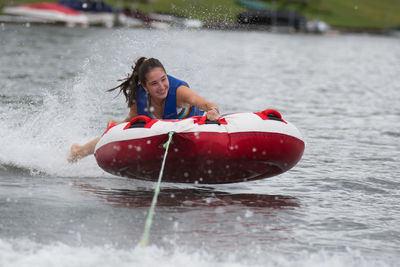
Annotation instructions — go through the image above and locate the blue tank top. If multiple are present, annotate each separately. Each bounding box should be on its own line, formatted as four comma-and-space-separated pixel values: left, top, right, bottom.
136, 75, 205, 119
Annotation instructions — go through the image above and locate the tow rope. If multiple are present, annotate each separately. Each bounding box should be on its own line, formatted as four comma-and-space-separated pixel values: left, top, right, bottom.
139, 131, 175, 247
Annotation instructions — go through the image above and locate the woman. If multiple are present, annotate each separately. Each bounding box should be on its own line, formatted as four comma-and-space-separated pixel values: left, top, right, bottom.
68, 57, 220, 162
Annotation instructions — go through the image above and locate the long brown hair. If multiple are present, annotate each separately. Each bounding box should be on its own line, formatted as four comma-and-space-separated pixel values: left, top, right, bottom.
108, 57, 166, 107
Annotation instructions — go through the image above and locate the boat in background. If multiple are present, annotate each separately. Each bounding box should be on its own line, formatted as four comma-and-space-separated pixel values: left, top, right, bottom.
237, 9, 307, 31
1, 1, 201, 29
58, 0, 114, 27
2, 2, 88, 27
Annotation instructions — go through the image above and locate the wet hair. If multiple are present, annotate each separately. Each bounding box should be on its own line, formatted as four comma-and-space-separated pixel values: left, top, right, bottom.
108, 57, 166, 107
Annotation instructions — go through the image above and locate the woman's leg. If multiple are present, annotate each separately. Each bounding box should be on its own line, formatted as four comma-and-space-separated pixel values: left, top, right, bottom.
68, 136, 101, 163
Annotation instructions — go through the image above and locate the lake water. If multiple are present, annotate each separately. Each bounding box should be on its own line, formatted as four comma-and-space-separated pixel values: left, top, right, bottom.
0, 24, 399, 267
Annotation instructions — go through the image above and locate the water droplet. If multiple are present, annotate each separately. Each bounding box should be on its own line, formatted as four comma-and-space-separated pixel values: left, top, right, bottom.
184, 172, 189, 177
113, 145, 120, 151
252, 147, 257, 152
207, 169, 212, 174
146, 140, 152, 144
128, 144, 133, 149
135, 146, 142, 152
244, 210, 253, 218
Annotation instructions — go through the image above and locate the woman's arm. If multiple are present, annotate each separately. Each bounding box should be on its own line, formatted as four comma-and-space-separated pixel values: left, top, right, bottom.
123, 104, 138, 122
176, 85, 220, 121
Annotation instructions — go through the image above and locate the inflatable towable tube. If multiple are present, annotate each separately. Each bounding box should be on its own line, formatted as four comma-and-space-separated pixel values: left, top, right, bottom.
94, 109, 305, 184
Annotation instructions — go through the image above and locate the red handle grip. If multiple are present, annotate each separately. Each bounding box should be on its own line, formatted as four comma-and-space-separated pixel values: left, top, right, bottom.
123, 115, 158, 129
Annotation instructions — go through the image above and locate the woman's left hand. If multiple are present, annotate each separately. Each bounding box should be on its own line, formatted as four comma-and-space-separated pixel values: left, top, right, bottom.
206, 109, 220, 121
107, 119, 119, 128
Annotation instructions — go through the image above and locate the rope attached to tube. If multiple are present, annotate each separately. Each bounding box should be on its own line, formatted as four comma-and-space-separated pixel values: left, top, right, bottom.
139, 131, 175, 247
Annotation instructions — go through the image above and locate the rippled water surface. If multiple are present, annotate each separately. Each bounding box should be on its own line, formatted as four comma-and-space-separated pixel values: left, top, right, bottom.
1, 24, 399, 266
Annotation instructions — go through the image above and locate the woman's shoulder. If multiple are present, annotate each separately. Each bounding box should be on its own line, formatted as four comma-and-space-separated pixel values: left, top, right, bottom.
168, 75, 189, 88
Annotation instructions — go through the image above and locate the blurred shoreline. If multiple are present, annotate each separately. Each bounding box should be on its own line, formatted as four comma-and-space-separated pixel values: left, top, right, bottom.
0, 0, 399, 36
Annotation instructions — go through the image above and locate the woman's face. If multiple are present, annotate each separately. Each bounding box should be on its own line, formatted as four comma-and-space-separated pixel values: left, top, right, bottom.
143, 67, 169, 102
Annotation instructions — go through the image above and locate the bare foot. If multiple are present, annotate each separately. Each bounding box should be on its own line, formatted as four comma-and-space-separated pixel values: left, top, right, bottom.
67, 143, 82, 163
